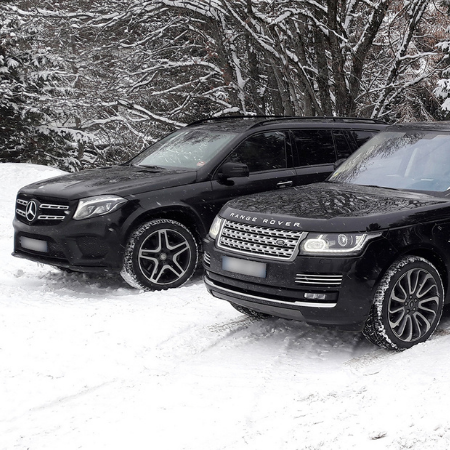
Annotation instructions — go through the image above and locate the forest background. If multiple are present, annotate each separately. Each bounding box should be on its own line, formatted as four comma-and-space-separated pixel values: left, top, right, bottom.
2, 0, 450, 172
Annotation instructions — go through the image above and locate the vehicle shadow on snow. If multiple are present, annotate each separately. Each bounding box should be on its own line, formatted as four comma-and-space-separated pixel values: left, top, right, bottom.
214, 303, 450, 362
434, 304, 450, 337
34, 267, 450, 357
209, 310, 378, 360
42, 267, 136, 293
39, 266, 205, 295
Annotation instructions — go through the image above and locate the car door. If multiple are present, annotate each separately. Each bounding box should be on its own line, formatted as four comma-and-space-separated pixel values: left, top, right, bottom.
291, 129, 337, 184
205, 130, 297, 218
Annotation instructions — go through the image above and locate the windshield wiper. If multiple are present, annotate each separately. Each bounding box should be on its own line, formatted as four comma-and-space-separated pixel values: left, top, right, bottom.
361, 184, 402, 191
137, 164, 167, 170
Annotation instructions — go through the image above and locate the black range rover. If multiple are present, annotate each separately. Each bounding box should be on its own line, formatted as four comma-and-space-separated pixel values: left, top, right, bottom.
203, 122, 450, 350
13, 116, 386, 291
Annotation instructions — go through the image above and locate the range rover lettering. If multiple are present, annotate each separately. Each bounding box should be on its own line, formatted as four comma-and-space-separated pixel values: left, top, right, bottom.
13, 116, 386, 291
204, 122, 450, 350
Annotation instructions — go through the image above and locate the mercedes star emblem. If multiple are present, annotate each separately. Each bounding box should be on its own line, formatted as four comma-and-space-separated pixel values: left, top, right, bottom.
25, 200, 38, 222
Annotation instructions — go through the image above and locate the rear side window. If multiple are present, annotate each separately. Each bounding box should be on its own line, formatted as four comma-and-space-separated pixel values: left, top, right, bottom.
293, 130, 335, 166
225, 131, 287, 172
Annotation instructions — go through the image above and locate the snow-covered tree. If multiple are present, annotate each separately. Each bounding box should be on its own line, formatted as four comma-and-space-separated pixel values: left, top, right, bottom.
0, 2, 81, 169
87, 0, 444, 120
434, 0, 450, 117
2, 0, 449, 171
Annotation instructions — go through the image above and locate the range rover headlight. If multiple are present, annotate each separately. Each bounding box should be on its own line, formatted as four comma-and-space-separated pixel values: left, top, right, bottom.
73, 195, 127, 220
209, 216, 224, 239
301, 232, 381, 255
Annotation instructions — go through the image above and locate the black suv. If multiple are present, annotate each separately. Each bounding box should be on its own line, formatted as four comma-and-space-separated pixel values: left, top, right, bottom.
13, 116, 386, 290
203, 122, 450, 350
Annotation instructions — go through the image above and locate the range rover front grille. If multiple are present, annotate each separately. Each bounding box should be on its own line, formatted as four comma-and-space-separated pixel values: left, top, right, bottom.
16, 195, 70, 225
217, 219, 305, 260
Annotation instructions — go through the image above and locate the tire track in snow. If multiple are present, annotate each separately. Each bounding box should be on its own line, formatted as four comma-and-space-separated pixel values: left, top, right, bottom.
147, 315, 263, 374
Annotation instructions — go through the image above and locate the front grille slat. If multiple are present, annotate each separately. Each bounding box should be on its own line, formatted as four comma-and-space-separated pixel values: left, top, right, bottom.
38, 215, 67, 221
295, 274, 343, 287
40, 204, 69, 210
203, 252, 211, 266
218, 219, 305, 260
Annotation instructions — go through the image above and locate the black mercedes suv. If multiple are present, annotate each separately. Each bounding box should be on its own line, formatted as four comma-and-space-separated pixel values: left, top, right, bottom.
204, 122, 450, 350
13, 116, 386, 291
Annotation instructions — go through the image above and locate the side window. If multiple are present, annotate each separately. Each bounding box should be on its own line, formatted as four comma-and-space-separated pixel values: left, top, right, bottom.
333, 131, 354, 160
293, 130, 335, 166
225, 131, 287, 173
351, 130, 378, 148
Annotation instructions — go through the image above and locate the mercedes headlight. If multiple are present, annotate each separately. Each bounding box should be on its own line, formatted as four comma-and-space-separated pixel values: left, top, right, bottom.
73, 195, 127, 220
301, 232, 381, 255
209, 216, 224, 239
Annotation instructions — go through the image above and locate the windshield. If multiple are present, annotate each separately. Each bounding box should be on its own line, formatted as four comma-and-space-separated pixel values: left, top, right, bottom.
329, 130, 450, 192
131, 127, 238, 169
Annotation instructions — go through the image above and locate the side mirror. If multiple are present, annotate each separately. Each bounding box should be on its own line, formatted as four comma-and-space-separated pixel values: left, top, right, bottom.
219, 162, 249, 179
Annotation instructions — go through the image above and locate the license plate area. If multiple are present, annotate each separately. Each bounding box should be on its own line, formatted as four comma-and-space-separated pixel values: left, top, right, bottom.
222, 256, 266, 278
20, 237, 48, 253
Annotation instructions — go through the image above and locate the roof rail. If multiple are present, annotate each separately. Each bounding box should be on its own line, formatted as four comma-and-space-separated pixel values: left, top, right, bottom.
186, 116, 273, 127
187, 115, 388, 128
249, 116, 388, 128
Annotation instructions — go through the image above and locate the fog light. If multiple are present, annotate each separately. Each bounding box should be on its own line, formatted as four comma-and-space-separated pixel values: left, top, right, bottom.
304, 293, 327, 300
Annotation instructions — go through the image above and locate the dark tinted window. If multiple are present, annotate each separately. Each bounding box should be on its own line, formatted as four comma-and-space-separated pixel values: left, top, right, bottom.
333, 131, 354, 159
352, 130, 378, 147
293, 130, 335, 166
225, 131, 287, 172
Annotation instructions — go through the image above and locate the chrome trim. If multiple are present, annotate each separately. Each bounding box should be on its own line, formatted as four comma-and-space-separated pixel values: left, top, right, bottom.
204, 277, 337, 309
37, 215, 66, 220
40, 203, 69, 210
203, 252, 211, 265
295, 274, 343, 286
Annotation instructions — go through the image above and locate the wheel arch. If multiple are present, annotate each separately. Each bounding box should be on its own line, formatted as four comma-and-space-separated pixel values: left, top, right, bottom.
376, 245, 449, 304
403, 248, 448, 302
122, 205, 207, 253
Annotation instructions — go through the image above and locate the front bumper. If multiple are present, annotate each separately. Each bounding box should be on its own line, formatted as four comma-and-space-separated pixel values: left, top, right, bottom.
203, 236, 392, 331
12, 211, 126, 273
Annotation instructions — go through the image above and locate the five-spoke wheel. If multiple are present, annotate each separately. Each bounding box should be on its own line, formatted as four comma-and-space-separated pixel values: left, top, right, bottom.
363, 255, 444, 350
121, 219, 198, 290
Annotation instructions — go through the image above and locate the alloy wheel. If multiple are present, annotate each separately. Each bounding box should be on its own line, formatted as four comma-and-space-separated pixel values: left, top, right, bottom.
138, 228, 192, 285
387, 267, 440, 343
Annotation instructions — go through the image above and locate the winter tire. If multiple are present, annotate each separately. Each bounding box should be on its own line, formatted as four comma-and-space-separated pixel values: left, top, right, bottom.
230, 303, 271, 319
121, 219, 198, 291
363, 255, 444, 350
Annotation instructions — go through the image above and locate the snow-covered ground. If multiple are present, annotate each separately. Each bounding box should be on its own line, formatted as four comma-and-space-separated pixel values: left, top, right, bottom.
1, 163, 450, 450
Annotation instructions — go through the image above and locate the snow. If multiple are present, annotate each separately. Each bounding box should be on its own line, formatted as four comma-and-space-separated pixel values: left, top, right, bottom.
1, 162, 450, 450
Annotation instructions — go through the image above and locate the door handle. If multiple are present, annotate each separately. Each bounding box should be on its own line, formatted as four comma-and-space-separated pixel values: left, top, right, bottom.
277, 181, 293, 188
